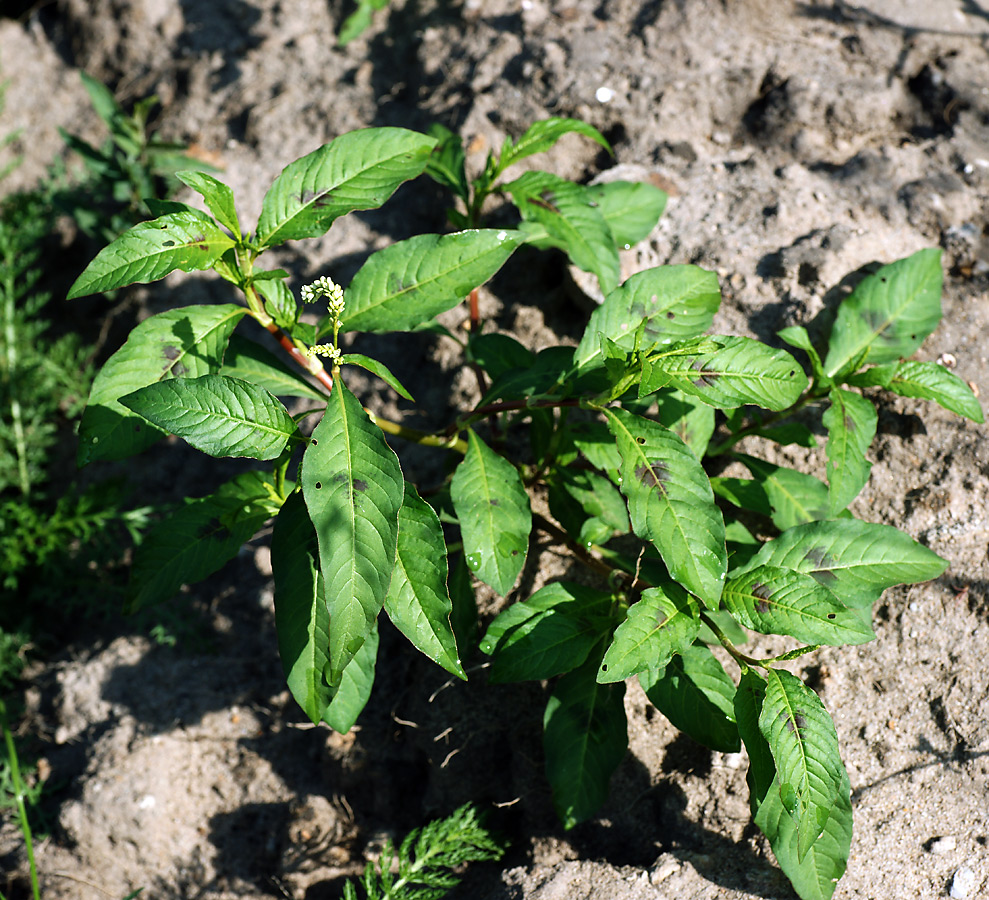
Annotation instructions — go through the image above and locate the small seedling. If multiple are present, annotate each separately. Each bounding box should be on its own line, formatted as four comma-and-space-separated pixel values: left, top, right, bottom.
68, 119, 980, 900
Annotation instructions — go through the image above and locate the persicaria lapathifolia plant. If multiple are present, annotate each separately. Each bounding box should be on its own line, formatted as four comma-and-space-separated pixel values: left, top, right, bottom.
68, 119, 981, 900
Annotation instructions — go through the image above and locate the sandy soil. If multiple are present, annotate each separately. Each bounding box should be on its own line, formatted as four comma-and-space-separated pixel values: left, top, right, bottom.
1, 1, 988, 898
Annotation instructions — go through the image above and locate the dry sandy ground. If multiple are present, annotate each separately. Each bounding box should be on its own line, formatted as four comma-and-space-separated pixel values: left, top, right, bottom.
1, 1, 988, 898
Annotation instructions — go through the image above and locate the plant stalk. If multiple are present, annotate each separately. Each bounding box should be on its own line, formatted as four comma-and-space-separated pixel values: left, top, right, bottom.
0, 701, 40, 900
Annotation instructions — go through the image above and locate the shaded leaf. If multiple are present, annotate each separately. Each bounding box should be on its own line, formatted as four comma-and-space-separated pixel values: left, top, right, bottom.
424, 123, 469, 203
322, 623, 378, 733
823, 388, 877, 515
220, 334, 327, 401
654, 388, 716, 458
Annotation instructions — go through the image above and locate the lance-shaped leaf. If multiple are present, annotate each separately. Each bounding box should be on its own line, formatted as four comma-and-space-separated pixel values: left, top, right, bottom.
605, 407, 726, 608
467, 333, 535, 379
340, 354, 414, 401
547, 466, 630, 544
823, 388, 877, 515
575, 265, 721, 372
340, 230, 523, 333
120, 374, 299, 460
302, 379, 404, 686
481, 582, 613, 682
450, 430, 531, 596
79, 304, 246, 465
220, 334, 327, 401
176, 170, 241, 236
544, 655, 627, 829
824, 248, 943, 378
778, 324, 826, 382
68, 210, 235, 298
640, 335, 808, 411
424, 123, 469, 203
271, 492, 332, 723
886, 360, 984, 423
384, 485, 466, 680
129, 471, 284, 612
654, 388, 715, 459
322, 623, 378, 734
739, 518, 948, 609
499, 117, 610, 170
735, 454, 831, 531
724, 565, 874, 646
256, 128, 436, 248
640, 644, 740, 753
759, 668, 847, 862
584, 180, 667, 248
598, 584, 699, 683
505, 171, 620, 295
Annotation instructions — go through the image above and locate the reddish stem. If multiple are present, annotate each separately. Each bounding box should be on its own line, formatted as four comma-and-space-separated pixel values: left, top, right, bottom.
263, 320, 334, 395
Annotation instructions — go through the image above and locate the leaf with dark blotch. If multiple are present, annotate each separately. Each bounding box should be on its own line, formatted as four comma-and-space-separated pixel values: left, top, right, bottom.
640, 644, 740, 753
605, 407, 726, 608
599, 584, 699, 683
302, 379, 404, 686
823, 388, 877, 516
544, 654, 628, 829
723, 565, 875, 646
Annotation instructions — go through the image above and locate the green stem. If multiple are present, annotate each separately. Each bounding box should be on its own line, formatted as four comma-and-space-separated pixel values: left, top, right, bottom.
0, 701, 40, 900
698, 611, 761, 669
0, 235, 30, 496
366, 408, 469, 455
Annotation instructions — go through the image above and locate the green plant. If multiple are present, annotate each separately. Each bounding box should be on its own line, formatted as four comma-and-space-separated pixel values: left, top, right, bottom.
338, 0, 391, 45
342, 803, 505, 900
54, 72, 213, 242
0, 698, 41, 900
68, 120, 981, 900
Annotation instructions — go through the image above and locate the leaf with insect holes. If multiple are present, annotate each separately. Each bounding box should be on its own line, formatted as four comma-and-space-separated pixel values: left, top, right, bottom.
450, 430, 531, 596
759, 668, 847, 862
598, 584, 699, 683
823, 388, 877, 515
271, 492, 333, 724
384, 485, 466, 680
340, 230, 523, 333
323, 622, 378, 734
120, 374, 300, 460
575, 266, 721, 372
129, 471, 285, 613
824, 248, 943, 378
605, 407, 726, 608
584, 180, 667, 248
68, 210, 235, 298
481, 582, 613, 682
302, 379, 404, 687
256, 128, 436, 248
79, 304, 246, 465
505, 171, 621, 295
737, 518, 948, 610
544, 654, 627, 829
723, 565, 874, 646
220, 334, 326, 401
885, 361, 984, 423
176, 170, 241, 236
499, 117, 610, 170
640, 644, 740, 753
639, 335, 808, 411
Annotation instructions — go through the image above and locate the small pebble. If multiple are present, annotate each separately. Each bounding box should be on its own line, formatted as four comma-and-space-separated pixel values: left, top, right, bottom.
931, 836, 957, 854
949, 866, 976, 899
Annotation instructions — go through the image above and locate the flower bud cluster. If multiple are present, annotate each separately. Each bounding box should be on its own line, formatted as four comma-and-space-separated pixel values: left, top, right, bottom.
301, 275, 345, 319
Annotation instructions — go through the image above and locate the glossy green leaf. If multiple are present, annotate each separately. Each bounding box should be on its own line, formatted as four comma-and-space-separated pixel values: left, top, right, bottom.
639, 644, 740, 753
271, 491, 332, 723
176, 170, 240, 236
506, 171, 620, 295
340, 229, 522, 333
544, 654, 627, 829
220, 334, 327, 401
778, 324, 825, 381
340, 353, 414, 401
385, 485, 466, 679
79, 304, 246, 464
824, 248, 943, 377
424, 123, 469, 203
640, 335, 809, 411
724, 565, 874, 646
322, 623, 378, 734
256, 128, 436, 248
735, 454, 831, 531
129, 471, 284, 612
598, 584, 699, 683
605, 407, 726, 608
481, 582, 613, 682
575, 265, 721, 372
759, 668, 846, 862
302, 379, 404, 686
823, 388, 877, 515
584, 180, 667, 248
68, 210, 235, 298
253, 274, 298, 330
654, 389, 715, 458
740, 518, 948, 609
570, 421, 622, 483
450, 430, 531, 596
887, 360, 984, 422
499, 117, 610, 170
119, 374, 299, 460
